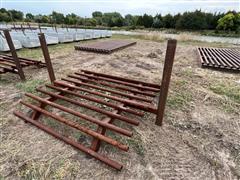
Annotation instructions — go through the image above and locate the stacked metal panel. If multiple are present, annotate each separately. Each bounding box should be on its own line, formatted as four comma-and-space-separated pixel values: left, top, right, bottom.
75, 40, 136, 53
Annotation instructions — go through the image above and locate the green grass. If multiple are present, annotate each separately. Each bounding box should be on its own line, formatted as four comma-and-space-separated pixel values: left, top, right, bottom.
167, 79, 193, 110
15, 79, 46, 93
125, 138, 145, 156
2, 42, 77, 60
210, 83, 240, 104
167, 91, 192, 110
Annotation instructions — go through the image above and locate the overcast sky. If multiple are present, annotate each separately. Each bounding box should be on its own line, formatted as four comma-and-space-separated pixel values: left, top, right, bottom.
1, 0, 239, 17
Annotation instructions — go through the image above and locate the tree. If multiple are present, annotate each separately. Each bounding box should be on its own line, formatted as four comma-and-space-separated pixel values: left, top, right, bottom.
136, 16, 143, 26
33, 14, 49, 23
8, 9, 24, 21
65, 13, 78, 25
25, 13, 34, 22
124, 14, 135, 26
51, 11, 65, 24
152, 14, 163, 28
85, 18, 97, 26
234, 13, 240, 32
217, 13, 235, 31
163, 14, 174, 28
0, 9, 11, 22
102, 12, 124, 27
142, 13, 153, 28
176, 10, 208, 30
92, 11, 102, 18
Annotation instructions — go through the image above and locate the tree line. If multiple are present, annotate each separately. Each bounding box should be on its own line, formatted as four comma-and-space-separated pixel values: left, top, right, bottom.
0, 8, 239, 32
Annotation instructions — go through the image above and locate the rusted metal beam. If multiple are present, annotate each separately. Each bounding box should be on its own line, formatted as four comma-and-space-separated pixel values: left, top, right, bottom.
67, 74, 152, 103
3, 30, 25, 80
38, 33, 56, 83
64, 76, 155, 97
75, 72, 160, 92
24, 94, 132, 137
0, 54, 46, 67
156, 39, 177, 126
51, 82, 144, 116
20, 98, 129, 151
36, 87, 140, 126
58, 79, 157, 113
13, 111, 123, 170
82, 69, 161, 89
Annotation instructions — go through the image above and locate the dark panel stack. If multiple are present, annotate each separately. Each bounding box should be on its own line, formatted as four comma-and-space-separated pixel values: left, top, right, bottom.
75, 40, 137, 53
197, 47, 240, 71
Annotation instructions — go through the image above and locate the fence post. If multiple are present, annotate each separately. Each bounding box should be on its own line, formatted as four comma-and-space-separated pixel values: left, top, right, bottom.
38, 33, 56, 83
155, 39, 177, 126
3, 29, 26, 81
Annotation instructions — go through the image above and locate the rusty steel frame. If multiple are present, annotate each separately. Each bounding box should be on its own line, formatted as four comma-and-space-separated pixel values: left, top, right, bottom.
74, 40, 137, 54
0, 30, 46, 78
13, 33, 177, 170
197, 47, 240, 72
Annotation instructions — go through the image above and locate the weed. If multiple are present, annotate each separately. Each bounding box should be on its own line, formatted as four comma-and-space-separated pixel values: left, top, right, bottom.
113, 34, 164, 42
182, 69, 194, 77
167, 79, 192, 110
105, 130, 145, 156
167, 91, 192, 110
16, 42, 76, 60
18, 163, 44, 180
210, 83, 240, 104
126, 138, 145, 156
15, 79, 45, 94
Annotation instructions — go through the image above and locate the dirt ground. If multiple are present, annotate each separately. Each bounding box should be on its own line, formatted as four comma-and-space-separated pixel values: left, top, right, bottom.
0, 36, 240, 179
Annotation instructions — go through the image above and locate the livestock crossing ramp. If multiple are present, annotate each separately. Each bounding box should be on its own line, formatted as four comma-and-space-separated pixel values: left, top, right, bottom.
75, 40, 137, 54
197, 47, 240, 72
13, 33, 177, 170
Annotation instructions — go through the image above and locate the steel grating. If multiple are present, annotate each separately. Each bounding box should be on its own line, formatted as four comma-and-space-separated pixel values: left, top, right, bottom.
0, 54, 46, 74
74, 40, 137, 53
13, 33, 177, 170
197, 47, 240, 71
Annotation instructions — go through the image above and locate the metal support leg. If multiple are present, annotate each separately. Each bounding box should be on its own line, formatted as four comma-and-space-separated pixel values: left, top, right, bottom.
3, 29, 25, 81
155, 39, 177, 126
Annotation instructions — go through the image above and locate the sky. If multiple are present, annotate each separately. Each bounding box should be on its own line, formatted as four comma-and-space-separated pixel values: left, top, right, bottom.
0, 0, 239, 17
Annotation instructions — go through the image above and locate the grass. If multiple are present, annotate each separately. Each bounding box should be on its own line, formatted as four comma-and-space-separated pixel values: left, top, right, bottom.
112, 34, 164, 42
201, 30, 240, 38
167, 79, 193, 110
3, 42, 77, 60
210, 83, 240, 104
167, 91, 192, 110
105, 130, 145, 156
15, 79, 46, 94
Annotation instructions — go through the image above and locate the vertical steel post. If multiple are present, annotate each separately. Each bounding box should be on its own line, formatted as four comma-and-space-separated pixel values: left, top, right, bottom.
155, 39, 177, 126
3, 29, 26, 80
38, 33, 56, 83
38, 24, 42, 33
